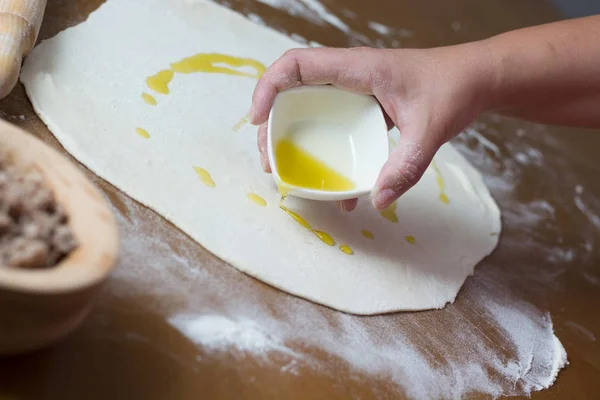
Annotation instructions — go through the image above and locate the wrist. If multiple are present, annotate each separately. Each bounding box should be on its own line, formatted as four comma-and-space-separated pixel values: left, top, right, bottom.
457, 39, 502, 115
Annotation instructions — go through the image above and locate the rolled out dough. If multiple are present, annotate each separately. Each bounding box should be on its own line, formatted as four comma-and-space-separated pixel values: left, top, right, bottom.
20, 0, 501, 314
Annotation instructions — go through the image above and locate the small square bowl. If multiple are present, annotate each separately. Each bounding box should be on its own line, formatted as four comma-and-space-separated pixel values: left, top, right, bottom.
267, 86, 389, 201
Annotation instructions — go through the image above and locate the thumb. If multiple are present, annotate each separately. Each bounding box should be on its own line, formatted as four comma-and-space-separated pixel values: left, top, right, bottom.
371, 127, 441, 211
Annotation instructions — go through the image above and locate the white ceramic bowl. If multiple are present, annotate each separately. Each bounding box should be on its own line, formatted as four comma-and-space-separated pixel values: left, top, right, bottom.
267, 86, 389, 201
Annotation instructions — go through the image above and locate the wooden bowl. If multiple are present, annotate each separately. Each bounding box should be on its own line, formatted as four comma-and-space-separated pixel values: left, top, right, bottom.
0, 119, 119, 355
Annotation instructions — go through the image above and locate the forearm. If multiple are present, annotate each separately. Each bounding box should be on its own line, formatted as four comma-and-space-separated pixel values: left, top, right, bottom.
481, 15, 600, 128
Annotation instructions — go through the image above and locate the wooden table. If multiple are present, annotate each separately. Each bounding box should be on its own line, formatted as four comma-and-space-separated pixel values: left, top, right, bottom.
0, 1, 599, 399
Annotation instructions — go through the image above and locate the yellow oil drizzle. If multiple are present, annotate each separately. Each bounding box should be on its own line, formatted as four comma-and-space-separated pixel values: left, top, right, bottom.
431, 161, 450, 205
275, 138, 355, 192
146, 69, 174, 94
339, 245, 353, 255
146, 53, 266, 98
135, 127, 150, 138
232, 113, 250, 132
277, 184, 292, 197
279, 199, 335, 246
405, 235, 416, 244
314, 231, 335, 246
439, 193, 450, 204
141, 93, 157, 105
380, 201, 398, 223
361, 229, 374, 240
247, 193, 267, 206
141, 53, 267, 136
171, 53, 266, 78
193, 166, 216, 188
279, 200, 311, 230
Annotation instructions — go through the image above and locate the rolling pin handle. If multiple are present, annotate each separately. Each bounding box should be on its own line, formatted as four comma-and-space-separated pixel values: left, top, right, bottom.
0, 0, 47, 99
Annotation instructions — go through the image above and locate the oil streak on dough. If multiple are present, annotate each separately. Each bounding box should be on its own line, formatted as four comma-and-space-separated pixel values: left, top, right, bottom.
278, 200, 348, 251
339, 244, 353, 255
135, 127, 150, 138
142, 52, 267, 144
431, 161, 450, 205
146, 69, 174, 94
193, 166, 216, 188
361, 229, 374, 239
141, 92, 157, 105
279, 201, 335, 246
146, 53, 266, 99
232, 113, 250, 132
380, 201, 398, 223
314, 230, 335, 246
247, 193, 267, 206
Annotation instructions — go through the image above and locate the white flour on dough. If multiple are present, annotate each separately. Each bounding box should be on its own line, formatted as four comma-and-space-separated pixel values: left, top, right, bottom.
21, 0, 500, 314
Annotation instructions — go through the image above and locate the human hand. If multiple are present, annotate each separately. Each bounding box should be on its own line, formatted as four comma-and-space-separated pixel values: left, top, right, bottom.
249, 45, 494, 211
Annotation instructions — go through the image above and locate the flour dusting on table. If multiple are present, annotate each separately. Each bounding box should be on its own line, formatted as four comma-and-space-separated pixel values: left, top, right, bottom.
169, 314, 301, 358
104, 113, 584, 399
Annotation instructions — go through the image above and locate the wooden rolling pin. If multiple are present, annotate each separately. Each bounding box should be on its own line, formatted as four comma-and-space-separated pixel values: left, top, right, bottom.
0, 0, 46, 99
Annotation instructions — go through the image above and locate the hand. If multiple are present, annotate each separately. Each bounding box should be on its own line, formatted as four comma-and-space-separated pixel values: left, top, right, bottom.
249, 45, 494, 211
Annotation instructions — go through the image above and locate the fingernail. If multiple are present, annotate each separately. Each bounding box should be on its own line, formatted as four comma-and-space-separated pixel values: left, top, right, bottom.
248, 107, 256, 125
372, 188, 397, 210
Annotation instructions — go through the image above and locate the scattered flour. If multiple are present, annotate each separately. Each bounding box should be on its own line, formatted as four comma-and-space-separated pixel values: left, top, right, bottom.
169, 314, 300, 358
7, 114, 26, 121
565, 321, 596, 342
574, 187, 600, 231
367, 20, 413, 38
367, 21, 391, 36
226, 0, 414, 49
245, 12, 265, 26
253, 0, 349, 32
247, 0, 373, 45
451, 21, 462, 32
289, 32, 307, 44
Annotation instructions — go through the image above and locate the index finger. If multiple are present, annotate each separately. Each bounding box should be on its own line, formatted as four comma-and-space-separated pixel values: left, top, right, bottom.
249, 47, 391, 125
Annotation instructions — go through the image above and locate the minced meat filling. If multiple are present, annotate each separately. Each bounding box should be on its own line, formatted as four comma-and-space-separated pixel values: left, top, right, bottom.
0, 158, 77, 268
